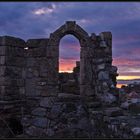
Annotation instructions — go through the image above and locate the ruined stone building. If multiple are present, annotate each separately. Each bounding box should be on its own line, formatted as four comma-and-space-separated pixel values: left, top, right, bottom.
0, 21, 139, 138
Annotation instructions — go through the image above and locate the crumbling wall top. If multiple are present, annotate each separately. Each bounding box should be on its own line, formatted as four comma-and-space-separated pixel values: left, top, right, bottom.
0, 36, 26, 48
26, 39, 49, 48
49, 21, 89, 45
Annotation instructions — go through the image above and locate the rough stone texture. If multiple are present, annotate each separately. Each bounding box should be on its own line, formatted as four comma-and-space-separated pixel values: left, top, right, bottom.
131, 127, 140, 136
32, 107, 46, 116
1, 21, 133, 139
40, 97, 56, 108
32, 117, 48, 128
104, 107, 123, 117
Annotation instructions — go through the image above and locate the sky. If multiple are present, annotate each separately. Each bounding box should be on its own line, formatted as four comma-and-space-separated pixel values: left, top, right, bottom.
0, 2, 140, 84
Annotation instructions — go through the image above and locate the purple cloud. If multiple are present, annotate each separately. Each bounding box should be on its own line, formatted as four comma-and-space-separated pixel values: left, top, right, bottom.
0, 2, 140, 77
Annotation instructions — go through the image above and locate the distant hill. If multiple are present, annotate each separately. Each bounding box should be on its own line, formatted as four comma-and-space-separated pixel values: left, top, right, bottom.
117, 79, 140, 85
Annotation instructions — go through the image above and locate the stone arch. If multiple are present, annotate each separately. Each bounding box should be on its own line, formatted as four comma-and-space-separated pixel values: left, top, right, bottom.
47, 21, 93, 97
49, 21, 89, 46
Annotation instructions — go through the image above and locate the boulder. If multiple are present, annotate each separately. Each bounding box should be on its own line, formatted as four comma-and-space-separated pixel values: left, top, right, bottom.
120, 99, 140, 114
32, 117, 48, 128
98, 71, 109, 80
25, 126, 47, 137
120, 101, 129, 109
100, 93, 117, 105
129, 103, 140, 114
97, 64, 105, 71
131, 127, 140, 136
104, 107, 123, 117
32, 107, 46, 116
40, 97, 55, 108
58, 93, 80, 101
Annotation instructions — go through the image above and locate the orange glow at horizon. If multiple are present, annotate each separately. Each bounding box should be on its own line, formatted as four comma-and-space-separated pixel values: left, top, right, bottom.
117, 75, 140, 80
59, 59, 79, 73
59, 62, 140, 80
59, 34, 80, 73
116, 83, 127, 88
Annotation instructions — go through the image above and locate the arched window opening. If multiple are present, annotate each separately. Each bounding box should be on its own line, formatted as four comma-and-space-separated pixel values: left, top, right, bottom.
58, 35, 80, 94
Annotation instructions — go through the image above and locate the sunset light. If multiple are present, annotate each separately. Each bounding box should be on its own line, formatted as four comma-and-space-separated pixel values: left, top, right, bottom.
1, 2, 140, 138
117, 76, 140, 80
116, 84, 127, 88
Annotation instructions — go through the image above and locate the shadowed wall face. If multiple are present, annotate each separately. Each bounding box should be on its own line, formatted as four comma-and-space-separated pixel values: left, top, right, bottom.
0, 21, 117, 138
0, 36, 26, 116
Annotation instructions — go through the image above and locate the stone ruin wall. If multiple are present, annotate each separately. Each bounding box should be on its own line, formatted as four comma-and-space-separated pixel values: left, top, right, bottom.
0, 36, 26, 118
0, 21, 118, 138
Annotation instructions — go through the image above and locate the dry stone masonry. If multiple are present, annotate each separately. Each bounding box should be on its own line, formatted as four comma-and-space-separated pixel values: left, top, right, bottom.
0, 21, 139, 138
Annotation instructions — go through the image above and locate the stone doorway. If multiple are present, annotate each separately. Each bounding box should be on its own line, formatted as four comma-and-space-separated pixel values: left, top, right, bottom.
58, 35, 80, 95
48, 21, 92, 98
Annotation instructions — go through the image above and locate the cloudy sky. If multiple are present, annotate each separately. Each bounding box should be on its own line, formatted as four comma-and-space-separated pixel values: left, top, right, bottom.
0, 2, 140, 82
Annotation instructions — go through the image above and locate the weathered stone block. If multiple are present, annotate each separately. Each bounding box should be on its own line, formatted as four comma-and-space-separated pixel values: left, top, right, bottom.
3, 94, 21, 101
27, 39, 49, 48
58, 93, 80, 100
95, 58, 104, 64
0, 36, 26, 48
66, 21, 76, 29
129, 103, 140, 114
131, 127, 140, 136
19, 88, 25, 97
0, 77, 24, 86
90, 33, 97, 41
0, 86, 21, 96
99, 32, 112, 41
75, 24, 89, 38
38, 81, 47, 86
40, 85, 58, 97
0, 66, 6, 76
26, 67, 40, 78
32, 117, 48, 128
32, 107, 46, 116
87, 102, 101, 108
52, 25, 66, 35
97, 64, 105, 71
25, 79, 41, 97
80, 58, 96, 85
80, 47, 94, 58
4, 56, 25, 67
47, 33, 60, 46
40, 97, 56, 108
80, 85, 95, 97
25, 126, 47, 137
102, 82, 109, 92
46, 128, 55, 137
104, 47, 111, 54
77, 117, 91, 130
46, 45, 59, 57
50, 103, 62, 118
39, 65, 48, 77
26, 58, 37, 67
21, 117, 31, 127
109, 66, 118, 74
104, 107, 123, 117
0, 66, 23, 78
100, 92, 117, 105
61, 82, 79, 94
0, 56, 5, 65
0, 46, 6, 55
98, 71, 109, 80
6, 46, 25, 57
100, 40, 108, 48
27, 47, 46, 57
26, 99, 40, 110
